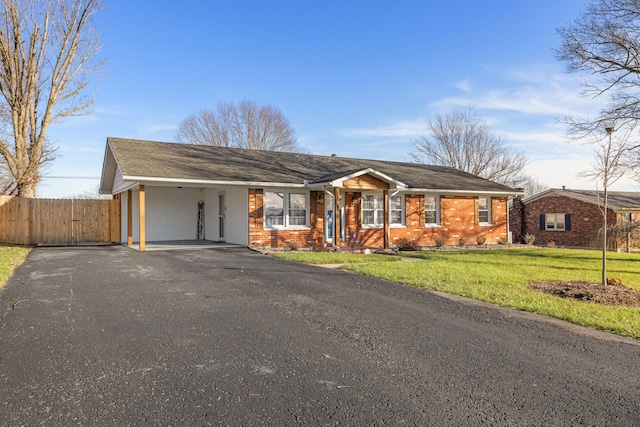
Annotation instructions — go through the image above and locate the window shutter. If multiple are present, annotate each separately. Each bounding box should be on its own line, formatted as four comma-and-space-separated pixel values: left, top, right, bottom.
419, 195, 425, 227
539, 214, 545, 230
565, 214, 571, 231
255, 189, 264, 230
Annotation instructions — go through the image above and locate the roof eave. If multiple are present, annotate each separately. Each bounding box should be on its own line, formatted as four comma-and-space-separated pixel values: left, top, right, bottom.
122, 175, 309, 188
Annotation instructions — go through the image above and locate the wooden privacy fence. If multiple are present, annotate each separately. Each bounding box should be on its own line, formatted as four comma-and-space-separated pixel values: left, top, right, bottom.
0, 196, 120, 245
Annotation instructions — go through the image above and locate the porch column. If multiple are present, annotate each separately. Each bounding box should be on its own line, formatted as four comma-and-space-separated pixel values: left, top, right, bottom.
127, 189, 133, 247
334, 187, 340, 246
383, 189, 389, 249
139, 185, 146, 252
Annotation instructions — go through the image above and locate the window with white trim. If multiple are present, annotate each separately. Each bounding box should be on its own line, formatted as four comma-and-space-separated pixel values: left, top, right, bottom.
545, 213, 565, 230
264, 191, 308, 228
362, 193, 384, 227
478, 197, 491, 224
425, 195, 440, 225
389, 194, 404, 226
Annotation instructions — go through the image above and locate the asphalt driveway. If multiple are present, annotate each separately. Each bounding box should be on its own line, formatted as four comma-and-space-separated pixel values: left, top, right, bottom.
1, 246, 639, 426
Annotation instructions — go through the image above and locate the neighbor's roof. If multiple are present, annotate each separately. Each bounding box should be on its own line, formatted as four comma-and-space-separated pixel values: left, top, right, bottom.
524, 188, 640, 211
100, 137, 520, 194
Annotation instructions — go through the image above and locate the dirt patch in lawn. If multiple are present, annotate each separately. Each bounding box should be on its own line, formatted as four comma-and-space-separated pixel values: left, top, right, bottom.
527, 280, 640, 308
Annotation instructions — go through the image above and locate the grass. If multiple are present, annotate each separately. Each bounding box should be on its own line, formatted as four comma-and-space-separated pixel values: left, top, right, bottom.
270, 251, 401, 264
0, 245, 30, 290
274, 248, 640, 339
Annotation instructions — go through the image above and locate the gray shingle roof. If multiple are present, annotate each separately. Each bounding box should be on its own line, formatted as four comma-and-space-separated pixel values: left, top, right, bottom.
526, 188, 640, 211
106, 137, 519, 193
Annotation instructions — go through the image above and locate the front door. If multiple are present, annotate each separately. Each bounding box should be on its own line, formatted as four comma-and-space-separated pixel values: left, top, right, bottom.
218, 192, 225, 241
325, 193, 345, 243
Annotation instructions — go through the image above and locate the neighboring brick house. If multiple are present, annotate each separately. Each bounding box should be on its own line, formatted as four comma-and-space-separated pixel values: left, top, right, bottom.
510, 188, 640, 250
100, 137, 521, 251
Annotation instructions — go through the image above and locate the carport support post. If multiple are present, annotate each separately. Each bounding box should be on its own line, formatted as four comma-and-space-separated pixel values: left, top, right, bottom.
334, 187, 340, 247
383, 189, 389, 249
139, 185, 146, 252
127, 189, 133, 247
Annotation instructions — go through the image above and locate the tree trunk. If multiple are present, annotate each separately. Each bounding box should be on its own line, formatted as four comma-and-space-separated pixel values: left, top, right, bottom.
17, 180, 38, 198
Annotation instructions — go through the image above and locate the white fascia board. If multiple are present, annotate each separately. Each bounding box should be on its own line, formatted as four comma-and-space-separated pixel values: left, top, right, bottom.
122, 175, 307, 188
329, 168, 409, 188
402, 188, 523, 197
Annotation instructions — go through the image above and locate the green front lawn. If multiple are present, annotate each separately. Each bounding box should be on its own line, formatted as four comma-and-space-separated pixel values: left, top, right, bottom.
0, 245, 30, 290
274, 248, 640, 338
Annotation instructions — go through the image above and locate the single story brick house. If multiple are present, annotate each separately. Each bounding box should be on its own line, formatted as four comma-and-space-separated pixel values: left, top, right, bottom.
99, 137, 521, 251
510, 188, 640, 250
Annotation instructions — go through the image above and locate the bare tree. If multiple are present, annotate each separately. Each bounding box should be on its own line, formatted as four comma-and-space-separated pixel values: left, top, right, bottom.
521, 177, 549, 199
0, 0, 105, 198
175, 99, 307, 153
579, 118, 637, 285
409, 106, 529, 185
556, 0, 640, 137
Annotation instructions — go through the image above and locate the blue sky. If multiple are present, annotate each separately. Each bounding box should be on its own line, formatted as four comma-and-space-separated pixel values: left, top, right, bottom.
40, 0, 639, 197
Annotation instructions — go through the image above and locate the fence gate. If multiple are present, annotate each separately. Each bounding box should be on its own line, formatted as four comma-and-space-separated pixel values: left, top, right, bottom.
0, 196, 121, 245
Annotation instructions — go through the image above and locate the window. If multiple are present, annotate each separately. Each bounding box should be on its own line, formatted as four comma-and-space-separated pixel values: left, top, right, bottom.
288, 193, 307, 225
265, 192, 284, 226
622, 213, 635, 224
478, 197, 491, 224
545, 213, 565, 230
390, 194, 404, 226
362, 194, 384, 226
425, 195, 439, 225
264, 191, 307, 228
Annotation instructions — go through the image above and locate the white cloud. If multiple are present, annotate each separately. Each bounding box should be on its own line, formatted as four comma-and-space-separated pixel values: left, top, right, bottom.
452, 79, 471, 93
339, 119, 425, 139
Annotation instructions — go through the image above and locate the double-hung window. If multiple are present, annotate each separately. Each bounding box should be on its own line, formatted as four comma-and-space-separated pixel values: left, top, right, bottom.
264, 191, 308, 228
425, 195, 439, 225
545, 213, 565, 231
362, 194, 384, 227
478, 197, 491, 224
389, 194, 404, 226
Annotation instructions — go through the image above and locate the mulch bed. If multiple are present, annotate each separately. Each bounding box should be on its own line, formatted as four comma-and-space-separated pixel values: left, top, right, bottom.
527, 280, 640, 308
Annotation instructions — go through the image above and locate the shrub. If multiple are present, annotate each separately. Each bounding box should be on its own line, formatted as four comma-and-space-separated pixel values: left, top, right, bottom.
286, 241, 299, 251
476, 236, 486, 245
311, 242, 328, 252
547, 240, 556, 248
434, 237, 445, 248
458, 237, 466, 247
524, 233, 536, 245
497, 237, 507, 245
395, 238, 418, 252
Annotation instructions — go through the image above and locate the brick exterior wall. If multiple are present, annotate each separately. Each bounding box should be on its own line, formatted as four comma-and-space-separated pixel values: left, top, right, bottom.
512, 195, 616, 248
509, 197, 525, 243
249, 188, 509, 249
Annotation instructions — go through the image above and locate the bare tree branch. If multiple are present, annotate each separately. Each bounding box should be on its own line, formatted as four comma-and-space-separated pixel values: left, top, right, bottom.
0, 0, 105, 197
409, 106, 529, 186
556, 0, 640, 144
175, 99, 308, 153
